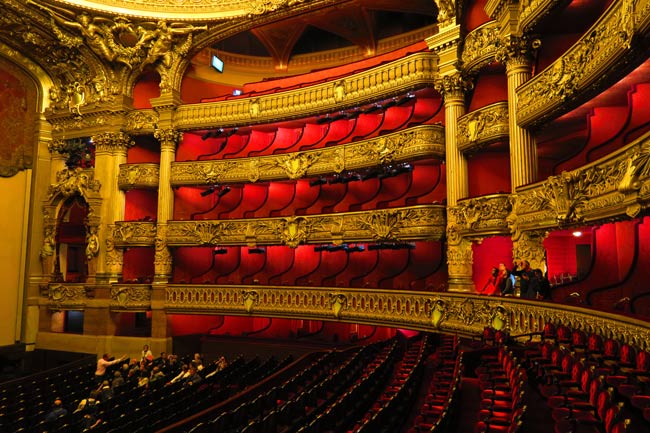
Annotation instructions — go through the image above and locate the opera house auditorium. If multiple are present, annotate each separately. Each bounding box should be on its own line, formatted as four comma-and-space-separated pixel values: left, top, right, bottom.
0, 0, 650, 432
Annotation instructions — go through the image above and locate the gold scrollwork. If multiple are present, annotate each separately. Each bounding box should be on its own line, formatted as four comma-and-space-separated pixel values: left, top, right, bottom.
47, 168, 101, 200
170, 125, 444, 186
457, 102, 509, 152
110, 285, 151, 309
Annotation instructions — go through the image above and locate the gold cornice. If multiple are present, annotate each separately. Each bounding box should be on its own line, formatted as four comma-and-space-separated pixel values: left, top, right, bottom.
168, 125, 444, 187
517, 0, 650, 128
46, 106, 132, 138
162, 286, 650, 350
510, 131, 650, 235
50, 0, 314, 21
173, 52, 439, 129
112, 205, 446, 247
457, 102, 509, 152
118, 163, 160, 189
460, 21, 500, 74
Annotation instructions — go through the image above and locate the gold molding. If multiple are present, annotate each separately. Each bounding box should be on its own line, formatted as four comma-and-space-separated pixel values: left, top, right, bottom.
510, 131, 650, 235
51, 0, 310, 20
447, 193, 512, 242
173, 52, 439, 129
47, 283, 89, 310
517, 0, 650, 128
112, 205, 445, 247
457, 102, 509, 152
460, 21, 500, 74
118, 163, 160, 189
166, 205, 446, 247
162, 285, 650, 350
169, 125, 444, 186
110, 285, 151, 311
112, 221, 157, 247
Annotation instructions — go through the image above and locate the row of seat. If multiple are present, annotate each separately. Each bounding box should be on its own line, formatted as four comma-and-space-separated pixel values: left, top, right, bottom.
406, 335, 462, 433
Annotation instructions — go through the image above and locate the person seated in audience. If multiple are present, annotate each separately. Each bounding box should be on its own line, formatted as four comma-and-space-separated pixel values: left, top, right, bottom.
192, 358, 204, 372
217, 355, 228, 371
45, 397, 67, 424
74, 390, 100, 416
111, 370, 124, 391
137, 369, 150, 388
98, 380, 113, 400
149, 366, 166, 387
183, 366, 203, 387
168, 363, 190, 385
156, 351, 171, 373
80, 412, 102, 431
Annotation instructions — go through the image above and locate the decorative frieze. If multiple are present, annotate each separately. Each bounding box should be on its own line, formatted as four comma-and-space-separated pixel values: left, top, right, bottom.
118, 163, 160, 189
457, 102, 509, 152
110, 285, 151, 310
47, 168, 101, 201
447, 193, 512, 240
173, 52, 439, 129
112, 221, 157, 246
163, 285, 650, 350
461, 21, 500, 73
162, 205, 445, 247
510, 132, 650, 233
517, 0, 650, 127
124, 110, 158, 134
47, 283, 89, 309
170, 125, 444, 186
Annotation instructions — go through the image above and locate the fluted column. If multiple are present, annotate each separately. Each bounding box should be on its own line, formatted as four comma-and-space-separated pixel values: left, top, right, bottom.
92, 132, 134, 283
436, 73, 475, 292
498, 35, 539, 190
153, 128, 182, 283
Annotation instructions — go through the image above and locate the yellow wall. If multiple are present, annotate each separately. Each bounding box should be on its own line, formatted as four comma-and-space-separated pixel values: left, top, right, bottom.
0, 170, 31, 346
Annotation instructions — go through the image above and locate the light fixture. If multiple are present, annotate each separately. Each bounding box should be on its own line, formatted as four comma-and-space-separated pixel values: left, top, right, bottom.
572, 231, 582, 237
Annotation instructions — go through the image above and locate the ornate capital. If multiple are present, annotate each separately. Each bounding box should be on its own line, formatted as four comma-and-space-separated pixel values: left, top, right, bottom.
154, 128, 183, 151
434, 73, 473, 101
92, 132, 135, 154
512, 230, 548, 271
495, 35, 540, 70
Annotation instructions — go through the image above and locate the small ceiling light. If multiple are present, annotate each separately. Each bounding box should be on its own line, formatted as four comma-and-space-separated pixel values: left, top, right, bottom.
572, 231, 582, 237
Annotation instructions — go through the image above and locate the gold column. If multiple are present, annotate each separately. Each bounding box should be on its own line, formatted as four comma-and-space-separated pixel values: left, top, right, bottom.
436, 73, 475, 292
92, 132, 134, 283
153, 128, 182, 283
498, 35, 539, 190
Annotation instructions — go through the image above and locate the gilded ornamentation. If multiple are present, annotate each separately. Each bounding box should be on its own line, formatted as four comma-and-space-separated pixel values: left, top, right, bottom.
242, 290, 259, 314
125, 110, 158, 132
162, 287, 650, 350
48, 283, 87, 308
434, 0, 457, 27
447, 194, 512, 240
517, 0, 647, 127
461, 21, 500, 73
85, 226, 100, 260
508, 133, 650, 235
110, 285, 151, 309
434, 72, 473, 100
457, 102, 509, 152
118, 164, 160, 189
512, 230, 547, 272
92, 132, 135, 153
275, 153, 320, 180
154, 225, 173, 278
519, 0, 568, 31
494, 35, 541, 67
170, 125, 444, 186
104, 232, 124, 275
40, 225, 57, 276
154, 128, 183, 147
329, 293, 347, 319
112, 222, 157, 245
174, 52, 439, 128
160, 205, 445, 247
47, 168, 101, 200
277, 216, 311, 248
